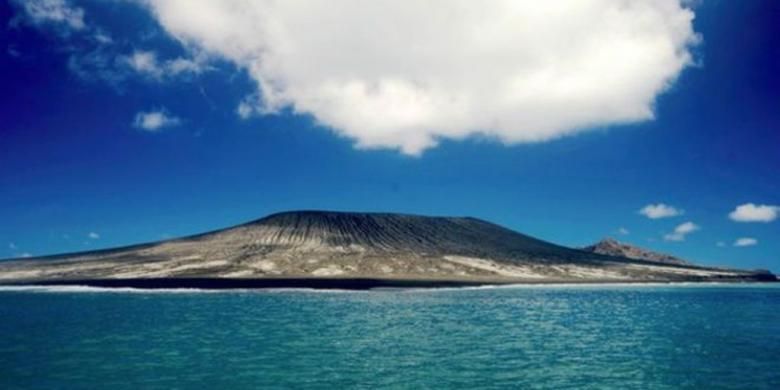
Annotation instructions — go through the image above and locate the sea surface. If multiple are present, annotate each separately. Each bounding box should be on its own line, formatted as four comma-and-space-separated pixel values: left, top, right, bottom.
1, 283, 779, 389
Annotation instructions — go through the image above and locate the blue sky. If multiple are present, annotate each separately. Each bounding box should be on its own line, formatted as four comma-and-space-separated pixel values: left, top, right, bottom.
1, 1, 778, 271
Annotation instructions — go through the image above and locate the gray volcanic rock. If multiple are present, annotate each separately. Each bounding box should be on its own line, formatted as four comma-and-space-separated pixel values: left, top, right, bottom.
582, 238, 691, 266
0, 211, 774, 286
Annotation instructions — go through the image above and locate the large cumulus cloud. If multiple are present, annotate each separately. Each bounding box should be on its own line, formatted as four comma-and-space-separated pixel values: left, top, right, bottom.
141, 0, 699, 154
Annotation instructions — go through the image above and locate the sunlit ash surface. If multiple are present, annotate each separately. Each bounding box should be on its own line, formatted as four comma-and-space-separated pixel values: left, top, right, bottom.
1, 284, 779, 389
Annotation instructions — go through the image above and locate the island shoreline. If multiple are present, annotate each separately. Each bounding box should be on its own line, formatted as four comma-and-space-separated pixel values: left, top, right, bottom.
2, 276, 776, 291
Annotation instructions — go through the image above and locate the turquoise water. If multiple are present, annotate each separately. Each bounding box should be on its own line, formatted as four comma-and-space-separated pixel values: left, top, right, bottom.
1, 284, 779, 389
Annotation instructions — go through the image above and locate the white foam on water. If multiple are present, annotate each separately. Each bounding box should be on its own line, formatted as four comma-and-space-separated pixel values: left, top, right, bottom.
399, 281, 779, 294
0, 282, 774, 295
258, 287, 369, 294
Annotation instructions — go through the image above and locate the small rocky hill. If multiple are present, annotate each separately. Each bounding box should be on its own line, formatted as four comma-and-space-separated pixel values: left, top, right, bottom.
582, 238, 691, 266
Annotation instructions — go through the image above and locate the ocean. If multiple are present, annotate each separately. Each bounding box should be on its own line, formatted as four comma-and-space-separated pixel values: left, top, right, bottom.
1, 284, 779, 389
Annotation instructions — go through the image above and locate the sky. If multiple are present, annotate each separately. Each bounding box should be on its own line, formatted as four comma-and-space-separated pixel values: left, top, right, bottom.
0, 0, 778, 271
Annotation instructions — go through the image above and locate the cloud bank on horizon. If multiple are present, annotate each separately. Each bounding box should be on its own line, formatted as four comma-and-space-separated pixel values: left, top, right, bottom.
139, 0, 700, 155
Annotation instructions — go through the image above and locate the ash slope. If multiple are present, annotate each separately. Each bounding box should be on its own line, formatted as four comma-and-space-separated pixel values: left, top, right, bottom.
0, 211, 773, 284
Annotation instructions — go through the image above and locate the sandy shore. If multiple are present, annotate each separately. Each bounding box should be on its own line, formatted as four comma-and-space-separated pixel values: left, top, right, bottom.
3, 275, 776, 290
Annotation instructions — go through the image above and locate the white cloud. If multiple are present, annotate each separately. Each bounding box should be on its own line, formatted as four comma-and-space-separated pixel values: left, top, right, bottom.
67, 44, 129, 87
166, 56, 205, 75
639, 203, 683, 219
11, 0, 204, 86
10, 0, 85, 31
10, 1, 135, 87
728, 203, 779, 223
133, 109, 181, 131
17, 252, 32, 258
663, 221, 699, 242
140, 0, 699, 155
123, 50, 209, 80
716, 241, 726, 247
734, 237, 757, 247
88, 232, 100, 239
236, 95, 259, 119
8, 242, 17, 250
617, 227, 630, 235
125, 50, 162, 78
236, 101, 253, 119
93, 30, 113, 44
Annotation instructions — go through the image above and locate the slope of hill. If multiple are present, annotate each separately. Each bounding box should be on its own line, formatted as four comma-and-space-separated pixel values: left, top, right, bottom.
0, 211, 774, 288
582, 238, 691, 266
